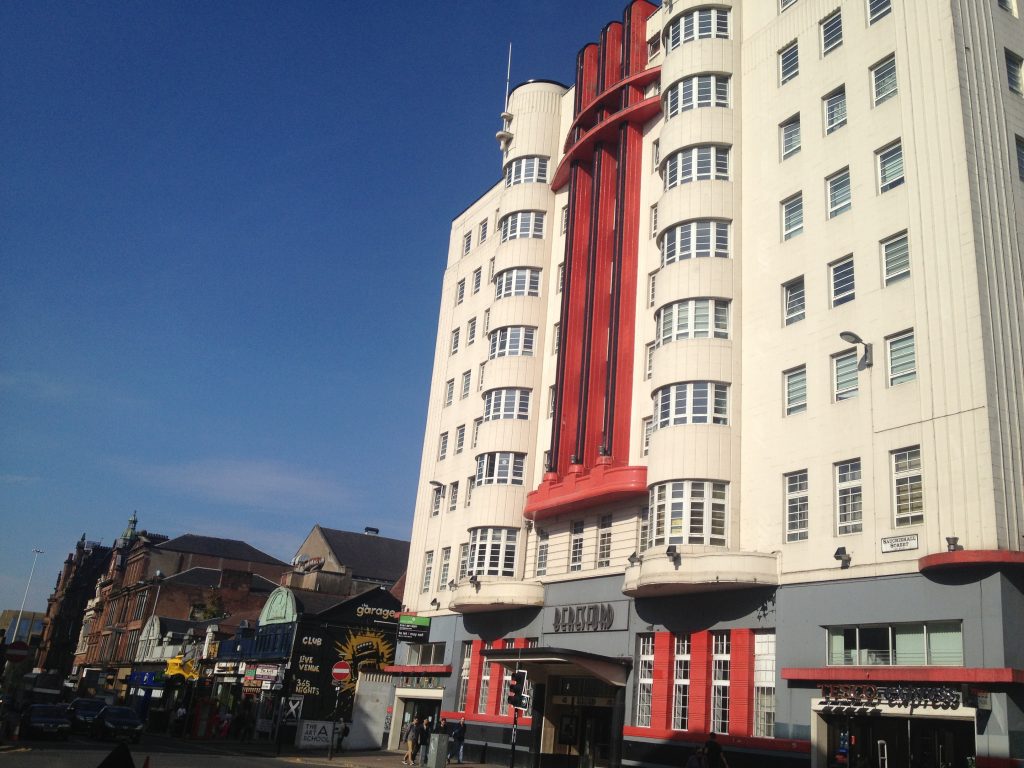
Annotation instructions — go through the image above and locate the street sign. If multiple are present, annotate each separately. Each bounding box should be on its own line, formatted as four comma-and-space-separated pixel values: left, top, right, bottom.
5, 641, 29, 664
331, 660, 352, 683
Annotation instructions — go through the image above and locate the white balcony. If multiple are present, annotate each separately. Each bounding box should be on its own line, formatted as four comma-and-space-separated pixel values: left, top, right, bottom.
622, 546, 778, 597
448, 576, 545, 614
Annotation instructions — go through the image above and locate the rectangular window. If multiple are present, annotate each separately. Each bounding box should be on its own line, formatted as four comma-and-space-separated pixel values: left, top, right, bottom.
478, 362, 486, 391
1016, 135, 1024, 180
827, 168, 852, 218
782, 193, 803, 240
472, 417, 482, 448
467, 317, 477, 345
836, 459, 863, 534
784, 277, 805, 325
479, 219, 488, 243
448, 481, 459, 512
557, 262, 565, 293
672, 635, 691, 730
569, 520, 584, 572
645, 342, 655, 379
535, 531, 549, 576
648, 271, 658, 307
444, 379, 454, 407
642, 417, 652, 457
597, 515, 612, 568
754, 632, 776, 738
887, 330, 916, 385
458, 543, 469, 581
828, 622, 962, 666
462, 233, 471, 256
438, 432, 449, 461
785, 470, 809, 542
439, 547, 452, 589
1009, 50, 1023, 94
421, 550, 434, 593
450, 328, 460, 355
780, 114, 801, 159
548, 386, 556, 418
711, 631, 730, 734
821, 12, 843, 55
650, 203, 658, 239
477, 647, 491, 714
868, 0, 892, 23
552, 322, 560, 356
461, 370, 471, 399
456, 278, 466, 304
882, 231, 910, 284
465, 476, 474, 507
893, 446, 923, 526
473, 267, 482, 294
823, 87, 847, 134
834, 349, 859, 400
785, 365, 807, 415
431, 485, 444, 516
560, 205, 569, 235
780, 0, 798, 10
455, 641, 472, 710
634, 634, 654, 727
779, 41, 799, 84
831, 256, 855, 306
652, 139, 660, 171
872, 54, 898, 105
455, 424, 466, 454
877, 141, 905, 192
999, 0, 1016, 13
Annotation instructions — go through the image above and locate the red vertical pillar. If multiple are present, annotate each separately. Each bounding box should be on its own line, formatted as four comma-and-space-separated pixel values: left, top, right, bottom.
651, 632, 674, 730
729, 629, 755, 736
689, 631, 711, 733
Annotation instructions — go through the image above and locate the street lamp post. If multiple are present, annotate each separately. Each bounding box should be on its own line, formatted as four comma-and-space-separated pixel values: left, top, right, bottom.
13, 548, 44, 643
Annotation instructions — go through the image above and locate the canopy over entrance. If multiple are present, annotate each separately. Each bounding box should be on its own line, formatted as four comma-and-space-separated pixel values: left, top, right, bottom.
480, 646, 632, 687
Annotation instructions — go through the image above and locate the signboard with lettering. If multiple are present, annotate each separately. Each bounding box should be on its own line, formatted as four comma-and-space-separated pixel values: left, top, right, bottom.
397, 614, 430, 642
819, 683, 961, 710
547, 601, 628, 633
297, 719, 334, 749
880, 534, 919, 553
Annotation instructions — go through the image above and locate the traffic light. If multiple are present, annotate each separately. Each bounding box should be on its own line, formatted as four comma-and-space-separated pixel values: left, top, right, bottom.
507, 670, 528, 709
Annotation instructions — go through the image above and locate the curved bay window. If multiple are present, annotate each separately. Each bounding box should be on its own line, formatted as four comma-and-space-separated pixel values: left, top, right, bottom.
663, 145, 730, 189
665, 7, 730, 51
647, 480, 728, 548
656, 298, 730, 344
475, 451, 526, 485
483, 387, 531, 421
504, 156, 549, 187
499, 211, 545, 242
468, 527, 518, 577
488, 326, 536, 359
661, 220, 730, 265
495, 267, 541, 299
653, 382, 729, 428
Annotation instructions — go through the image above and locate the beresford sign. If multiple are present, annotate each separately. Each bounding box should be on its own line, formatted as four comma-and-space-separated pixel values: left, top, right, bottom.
819, 683, 962, 711
549, 602, 624, 633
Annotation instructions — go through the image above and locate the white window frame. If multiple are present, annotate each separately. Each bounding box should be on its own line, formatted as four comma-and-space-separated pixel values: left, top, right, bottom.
785, 365, 807, 415
827, 168, 852, 218
645, 342, 655, 380
780, 114, 801, 159
448, 481, 459, 512
833, 349, 859, 400
653, 381, 729, 428
836, 459, 863, 535
647, 480, 728, 547
467, 317, 477, 345
711, 631, 731, 734
868, 0, 892, 24
569, 520, 584, 572
830, 255, 855, 307
475, 451, 526, 485
648, 271, 658, 307
877, 141, 905, 192
661, 219, 730, 264
460, 370, 471, 399
504, 156, 549, 187
672, 634, 691, 730
468, 527, 518, 577
783, 277, 805, 325
535, 531, 549, 576
472, 267, 482, 293
488, 326, 536, 359
634, 634, 654, 727
785, 470, 809, 542
664, 73, 730, 118
782, 193, 803, 240
871, 54, 898, 105
495, 267, 542, 299
431, 485, 444, 516
656, 298, 730, 345
820, 11, 843, 55
779, 41, 799, 85
780, 0, 798, 10
823, 87, 847, 134
479, 219, 488, 243
482, 387, 531, 421
462, 234, 471, 257
421, 550, 434, 593
892, 446, 923, 526
456, 278, 466, 304
665, 7, 730, 52
1010, 50, 1024, 95
444, 379, 454, 407
882, 231, 910, 284
887, 330, 916, 385
438, 548, 452, 590
438, 432, 449, 461
642, 417, 653, 457
499, 210, 545, 242
450, 328, 460, 355
663, 145, 730, 189
650, 203, 658, 239
455, 424, 466, 454
753, 632, 776, 738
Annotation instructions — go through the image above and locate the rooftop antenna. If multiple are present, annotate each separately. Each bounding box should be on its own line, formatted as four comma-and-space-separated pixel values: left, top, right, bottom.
504, 42, 512, 111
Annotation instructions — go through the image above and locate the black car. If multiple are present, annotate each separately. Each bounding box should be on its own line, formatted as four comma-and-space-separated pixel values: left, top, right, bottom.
67, 697, 108, 733
20, 704, 72, 740
93, 706, 144, 743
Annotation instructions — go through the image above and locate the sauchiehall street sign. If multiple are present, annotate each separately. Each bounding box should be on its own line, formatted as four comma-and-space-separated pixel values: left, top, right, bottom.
551, 603, 615, 633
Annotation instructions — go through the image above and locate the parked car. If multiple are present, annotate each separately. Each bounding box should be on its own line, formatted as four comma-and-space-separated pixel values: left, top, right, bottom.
66, 698, 108, 733
93, 706, 143, 743
19, 705, 72, 740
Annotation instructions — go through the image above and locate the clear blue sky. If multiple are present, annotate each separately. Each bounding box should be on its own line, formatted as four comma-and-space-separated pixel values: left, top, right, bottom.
0, 1, 634, 612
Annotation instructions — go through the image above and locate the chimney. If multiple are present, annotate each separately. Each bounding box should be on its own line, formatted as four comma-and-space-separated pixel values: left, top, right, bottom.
364, 527, 379, 536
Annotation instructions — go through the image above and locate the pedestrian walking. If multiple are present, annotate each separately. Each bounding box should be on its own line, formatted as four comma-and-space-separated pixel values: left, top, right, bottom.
450, 717, 466, 763
419, 717, 432, 766
402, 716, 419, 765
704, 733, 730, 768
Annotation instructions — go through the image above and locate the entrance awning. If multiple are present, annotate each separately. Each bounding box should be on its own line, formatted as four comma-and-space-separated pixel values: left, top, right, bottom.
481, 646, 632, 687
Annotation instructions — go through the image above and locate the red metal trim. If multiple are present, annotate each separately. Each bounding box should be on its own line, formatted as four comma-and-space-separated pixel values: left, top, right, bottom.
525, 464, 647, 520
918, 549, 1024, 572
622, 726, 811, 753
551, 97, 662, 191
383, 664, 452, 676
976, 758, 1024, 768
781, 666, 1024, 684
563, 67, 661, 154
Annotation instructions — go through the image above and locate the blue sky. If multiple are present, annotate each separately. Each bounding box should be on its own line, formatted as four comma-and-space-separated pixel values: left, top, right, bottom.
0, 1, 635, 612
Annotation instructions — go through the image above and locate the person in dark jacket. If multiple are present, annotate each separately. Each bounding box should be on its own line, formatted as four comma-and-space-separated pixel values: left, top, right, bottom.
402, 717, 419, 765
449, 718, 466, 763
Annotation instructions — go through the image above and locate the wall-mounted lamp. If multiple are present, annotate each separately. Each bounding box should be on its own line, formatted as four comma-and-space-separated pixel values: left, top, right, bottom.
945, 536, 960, 552
429, 480, 444, 490
569, 454, 580, 465
525, 520, 533, 531
468, 574, 480, 587
665, 545, 680, 563
833, 546, 852, 568
430, 598, 441, 609
839, 331, 874, 370
627, 551, 641, 566
447, 580, 457, 591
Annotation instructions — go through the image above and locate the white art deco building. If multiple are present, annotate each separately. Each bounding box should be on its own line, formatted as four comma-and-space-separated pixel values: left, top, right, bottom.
395, 2, 1024, 766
